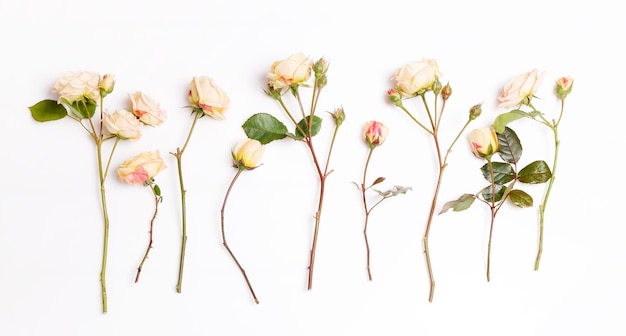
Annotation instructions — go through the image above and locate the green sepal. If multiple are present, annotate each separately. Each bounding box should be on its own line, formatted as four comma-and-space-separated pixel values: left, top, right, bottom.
29, 99, 67, 122
439, 193, 476, 214
518, 160, 552, 184
508, 189, 533, 208
497, 126, 522, 164
294, 115, 322, 139
242, 113, 288, 145
480, 162, 515, 184
480, 184, 506, 203
69, 100, 97, 119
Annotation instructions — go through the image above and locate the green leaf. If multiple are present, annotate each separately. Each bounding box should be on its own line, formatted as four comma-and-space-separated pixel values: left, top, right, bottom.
439, 194, 476, 214
29, 99, 67, 122
518, 160, 552, 184
508, 189, 533, 208
480, 162, 515, 184
493, 110, 529, 133
497, 126, 523, 164
480, 184, 506, 203
295, 115, 322, 138
69, 100, 97, 119
242, 113, 288, 144
154, 184, 161, 197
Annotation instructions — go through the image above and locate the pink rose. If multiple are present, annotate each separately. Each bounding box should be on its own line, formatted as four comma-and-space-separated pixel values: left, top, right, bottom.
117, 150, 167, 185
363, 120, 389, 148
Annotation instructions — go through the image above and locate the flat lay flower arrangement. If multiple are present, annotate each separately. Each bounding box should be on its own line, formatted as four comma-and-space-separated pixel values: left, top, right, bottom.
29, 56, 571, 313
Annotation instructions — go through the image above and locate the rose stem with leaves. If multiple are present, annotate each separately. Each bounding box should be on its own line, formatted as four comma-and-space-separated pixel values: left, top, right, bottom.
220, 169, 259, 304
171, 112, 202, 293
394, 87, 473, 302
135, 183, 162, 283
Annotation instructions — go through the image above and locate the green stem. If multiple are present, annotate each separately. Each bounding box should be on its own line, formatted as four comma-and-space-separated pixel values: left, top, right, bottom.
535, 100, 564, 270
173, 112, 202, 293
96, 138, 109, 313
135, 183, 160, 283
221, 169, 259, 304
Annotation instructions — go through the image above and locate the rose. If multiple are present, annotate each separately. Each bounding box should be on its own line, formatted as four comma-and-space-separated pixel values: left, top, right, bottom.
99, 74, 115, 97
103, 109, 143, 140
52, 71, 101, 104
391, 59, 441, 96
118, 150, 166, 185
363, 120, 389, 148
555, 76, 574, 99
129, 92, 167, 126
468, 127, 499, 158
188, 76, 230, 119
497, 69, 545, 108
232, 139, 265, 170
266, 53, 313, 90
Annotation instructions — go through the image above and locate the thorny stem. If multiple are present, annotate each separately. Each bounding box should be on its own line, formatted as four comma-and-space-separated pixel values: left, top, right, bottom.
172, 112, 202, 293
135, 183, 161, 283
361, 148, 375, 280
221, 169, 259, 304
535, 99, 565, 270
486, 157, 496, 282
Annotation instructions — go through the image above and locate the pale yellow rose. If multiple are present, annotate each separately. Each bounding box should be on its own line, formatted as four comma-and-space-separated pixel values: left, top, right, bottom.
232, 139, 265, 170
103, 109, 143, 140
52, 71, 101, 104
266, 53, 313, 90
118, 150, 166, 185
468, 127, 499, 158
188, 76, 230, 119
392, 59, 441, 96
99, 74, 115, 96
129, 91, 166, 126
497, 69, 545, 108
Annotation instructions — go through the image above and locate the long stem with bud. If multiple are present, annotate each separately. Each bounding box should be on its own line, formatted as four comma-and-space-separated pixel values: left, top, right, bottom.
172, 112, 202, 293
135, 183, 161, 283
221, 169, 259, 303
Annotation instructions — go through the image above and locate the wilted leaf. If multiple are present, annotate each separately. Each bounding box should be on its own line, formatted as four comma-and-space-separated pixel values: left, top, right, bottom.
439, 194, 476, 214
29, 99, 67, 122
371, 177, 385, 186
242, 113, 288, 144
373, 185, 412, 197
518, 160, 552, 184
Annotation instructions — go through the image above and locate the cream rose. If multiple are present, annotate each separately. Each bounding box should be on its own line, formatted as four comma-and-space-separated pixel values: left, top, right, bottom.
188, 76, 230, 119
232, 139, 265, 170
266, 53, 313, 90
468, 127, 499, 158
103, 109, 143, 140
99, 73, 115, 96
497, 69, 545, 108
52, 71, 101, 104
129, 91, 167, 126
392, 59, 441, 96
117, 150, 167, 185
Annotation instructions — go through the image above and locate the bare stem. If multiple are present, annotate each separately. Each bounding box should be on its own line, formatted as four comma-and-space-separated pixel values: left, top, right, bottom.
221, 169, 259, 304
173, 112, 201, 293
361, 148, 375, 280
486, 157, 496, 282
135, 184, 161, 283
96, 139, 109, 313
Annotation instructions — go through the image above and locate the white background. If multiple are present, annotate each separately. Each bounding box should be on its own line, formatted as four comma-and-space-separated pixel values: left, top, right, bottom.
1, 0, 624, 335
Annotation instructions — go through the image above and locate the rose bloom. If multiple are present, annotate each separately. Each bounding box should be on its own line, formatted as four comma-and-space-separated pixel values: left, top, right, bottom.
52, 71, 101, 104
188, 76, 230, 119
497, 69, 545, 108
391, 59, 441, 96
266, 53, 313, 90
103, 109, 143, 140
468, 127, 499, 158
129, 92, 167, 126
232, 139, 265, 170
118, 151, 167, 185
363, 120, 389, 148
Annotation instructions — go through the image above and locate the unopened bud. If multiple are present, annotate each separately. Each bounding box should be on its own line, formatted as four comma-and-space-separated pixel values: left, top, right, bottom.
432, 78, 442, 95
555, 77, 573, 100
99, 74, 115, 97
330, 107, 345, 126
387, 88, 403, 107
313, 58, 328, 77
469, 103, 482, 120
441, 82, 452, 101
